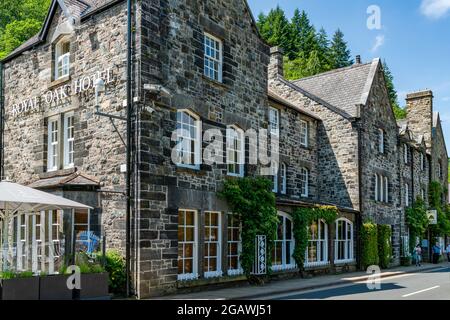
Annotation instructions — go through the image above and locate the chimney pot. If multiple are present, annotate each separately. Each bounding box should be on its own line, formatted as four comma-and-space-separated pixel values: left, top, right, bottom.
355, 55, 361, 64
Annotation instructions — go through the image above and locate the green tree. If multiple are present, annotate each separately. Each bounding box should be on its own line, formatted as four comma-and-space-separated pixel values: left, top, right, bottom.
316, 27, 332, 72
290, 9, 318, 59
0, 0, 51, 59
383, 61, 407, 120
257, 6, 292, 58
330, 29, 353, 68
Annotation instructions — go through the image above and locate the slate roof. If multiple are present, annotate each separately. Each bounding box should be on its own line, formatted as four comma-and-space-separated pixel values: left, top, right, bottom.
28, 171, 100, 189
291, 61, 377, 118
268, 90, 321, 121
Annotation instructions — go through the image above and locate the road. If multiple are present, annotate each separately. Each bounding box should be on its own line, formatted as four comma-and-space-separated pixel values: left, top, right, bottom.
257, 266, 450, 300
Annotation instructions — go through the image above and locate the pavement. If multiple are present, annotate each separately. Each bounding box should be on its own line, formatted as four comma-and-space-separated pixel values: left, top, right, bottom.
161, 262, 450, 300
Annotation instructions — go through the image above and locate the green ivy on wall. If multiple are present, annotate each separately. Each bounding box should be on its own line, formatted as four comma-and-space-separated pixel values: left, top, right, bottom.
405, 197, 429, 253
428, 181, 450, 241
291, 206, 339, 275
220, 177, 279, 279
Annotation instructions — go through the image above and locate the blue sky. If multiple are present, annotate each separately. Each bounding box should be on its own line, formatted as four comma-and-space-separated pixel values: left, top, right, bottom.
248, 0, 450, 153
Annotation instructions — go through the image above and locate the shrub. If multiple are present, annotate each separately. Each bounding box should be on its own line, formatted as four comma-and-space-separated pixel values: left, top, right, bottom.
377, 225, 392, 269
102, 250, 126, 295
361, 222, 379, 269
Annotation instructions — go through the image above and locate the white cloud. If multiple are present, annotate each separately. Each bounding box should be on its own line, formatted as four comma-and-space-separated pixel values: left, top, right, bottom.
371, 35, 385, 53
420, 0, 450, 19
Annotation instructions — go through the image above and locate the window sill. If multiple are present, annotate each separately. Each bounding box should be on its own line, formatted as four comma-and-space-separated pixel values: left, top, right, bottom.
202, 75, 229, 90
48, 75, 71, 90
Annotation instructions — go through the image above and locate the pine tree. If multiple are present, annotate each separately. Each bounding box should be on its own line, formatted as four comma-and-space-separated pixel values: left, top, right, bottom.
316, 27, 332, 72
330, 29, 353, 69
257, 6, 292, 57
290, 9, 318, 59
383, 61, 407, 119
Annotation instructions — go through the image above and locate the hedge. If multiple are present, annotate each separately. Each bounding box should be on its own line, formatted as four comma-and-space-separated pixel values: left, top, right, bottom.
361, 222, 379, 269
377, 225, 392, 269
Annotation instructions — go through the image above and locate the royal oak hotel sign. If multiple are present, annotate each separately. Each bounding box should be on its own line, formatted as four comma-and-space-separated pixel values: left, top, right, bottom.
9, 68, 114, 118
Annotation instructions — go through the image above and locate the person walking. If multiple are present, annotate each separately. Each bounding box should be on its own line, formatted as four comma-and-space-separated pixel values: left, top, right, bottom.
446, 243, 450, 262
432, 243, 442, 264
414, 244, 422, 267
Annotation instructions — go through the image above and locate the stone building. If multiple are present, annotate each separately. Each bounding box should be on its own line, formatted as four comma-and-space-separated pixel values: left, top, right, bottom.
0, 0, 448, 299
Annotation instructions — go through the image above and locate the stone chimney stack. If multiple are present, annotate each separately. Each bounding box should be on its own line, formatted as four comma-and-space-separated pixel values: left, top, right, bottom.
355, 55, 361, 64
405, 90, 434, 148
269, 46, 284, 79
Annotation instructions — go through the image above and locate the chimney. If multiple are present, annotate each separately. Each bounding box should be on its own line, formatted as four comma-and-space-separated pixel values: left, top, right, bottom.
269, 46, 284, 79
405, 90, 434, 148
355, 55, 361, 65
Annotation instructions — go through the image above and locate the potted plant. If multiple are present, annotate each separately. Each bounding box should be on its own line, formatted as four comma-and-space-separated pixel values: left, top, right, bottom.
0, 271, 40, 300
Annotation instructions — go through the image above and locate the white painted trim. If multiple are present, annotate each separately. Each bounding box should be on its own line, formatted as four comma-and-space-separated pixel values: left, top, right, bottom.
177, 209, 199, 281
203, 32, 223, 82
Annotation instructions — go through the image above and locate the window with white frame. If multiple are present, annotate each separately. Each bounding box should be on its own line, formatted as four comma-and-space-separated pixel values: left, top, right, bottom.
175, 110, 201, 169
204, 33, 222, 82
47, 113, 75, 172
299, 120, 308, 147
271, 160, 279, 193
227, 213, 242, 276
32, 212, 44, 273
404, 144, 408, 164
227, 126, 244, 177
300, 167, 309, 197
269, 107, 280, 136
378, 129, 385, 153
55, 39, 70, 80
306, 220, 328, 267
48, 118, 59, 171
178, 209, 198, 281
335, 219, 354, 263
280, 163, 287, 195
64, 113, 75, 168
204, 212, 222, 278
48, 210, 63, 274
272, 213, 295, 271
16, 213, 28, 271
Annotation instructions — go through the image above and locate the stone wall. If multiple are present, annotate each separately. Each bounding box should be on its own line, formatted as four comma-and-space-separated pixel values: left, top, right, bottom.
136, 0, 270, 298
2, 3, 129, 251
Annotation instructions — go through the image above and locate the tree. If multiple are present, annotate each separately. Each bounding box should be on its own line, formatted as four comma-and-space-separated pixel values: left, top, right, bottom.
383, 61, 407, 120
0, 0, 51, 59
257, 7, 292, 58
290, 9, 318, 59
316, 27, 332, 72
330, 29, 353, 68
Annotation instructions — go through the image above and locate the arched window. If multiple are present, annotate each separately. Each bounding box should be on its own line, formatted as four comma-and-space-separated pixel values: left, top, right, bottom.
227, 126, 244, 177
280, 163, 287, 195
305, 220, 328, 267
55, 38, 70, 80
335, 219, 354, 263
272, 213, 295, 271
300, 167, 309, 197
175, 110, 201, 169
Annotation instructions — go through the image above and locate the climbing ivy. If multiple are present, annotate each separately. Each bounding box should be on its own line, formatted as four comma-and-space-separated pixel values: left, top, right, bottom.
291, 206, 338, 275
220, 177, 279, 279
361, 222, 379, 269
428, 181, 450, 241
377, 224, 392, 269
405, 196, 429, 252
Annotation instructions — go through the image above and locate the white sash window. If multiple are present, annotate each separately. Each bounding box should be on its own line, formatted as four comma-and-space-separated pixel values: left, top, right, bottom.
227, 126, 244, 177
335, 219, 354, 263
272, 213, 295, 271
178, 210, 198, 281
204, 212, 222, 278
55, 40, 70, 79
306, 220, 329, 267
204, 33, 223, 82
64, 113, 75, 168
227, 214, 242, 276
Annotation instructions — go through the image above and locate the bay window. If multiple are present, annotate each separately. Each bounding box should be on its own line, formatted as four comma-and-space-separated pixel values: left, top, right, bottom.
175, 110, 201, 169
204, 212, 222, 278
334, 219, 354, 263
306, 220, 328, 267
178, 209, 198, 281
272, 213, 295, 271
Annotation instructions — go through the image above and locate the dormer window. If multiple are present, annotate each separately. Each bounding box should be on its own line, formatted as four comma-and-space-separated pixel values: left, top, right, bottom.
55, 39, 70, 80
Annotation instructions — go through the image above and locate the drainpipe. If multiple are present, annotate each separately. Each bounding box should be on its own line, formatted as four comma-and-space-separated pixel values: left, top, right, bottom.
355, 106, 364, 271
0, 62, 4, 180
126, 0, 133, 298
